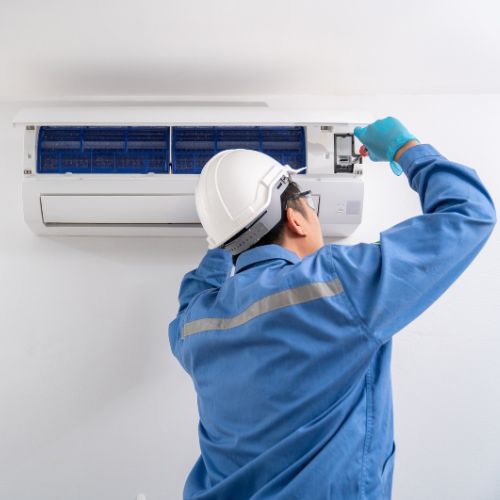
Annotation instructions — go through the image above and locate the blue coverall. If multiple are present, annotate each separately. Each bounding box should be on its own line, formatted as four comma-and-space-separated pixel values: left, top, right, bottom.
169, 144, 496, 499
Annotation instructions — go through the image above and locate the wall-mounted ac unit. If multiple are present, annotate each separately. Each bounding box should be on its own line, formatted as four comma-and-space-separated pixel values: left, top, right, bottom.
13, 104, 369, 238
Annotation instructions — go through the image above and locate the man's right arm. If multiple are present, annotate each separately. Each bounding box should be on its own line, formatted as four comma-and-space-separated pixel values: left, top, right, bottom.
330, 120, 496, 345
168, 248, 232, 361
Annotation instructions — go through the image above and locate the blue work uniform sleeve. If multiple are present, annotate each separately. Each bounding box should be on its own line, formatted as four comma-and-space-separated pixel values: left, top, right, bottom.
330, 144, 496, 345
169, 248, 233, 356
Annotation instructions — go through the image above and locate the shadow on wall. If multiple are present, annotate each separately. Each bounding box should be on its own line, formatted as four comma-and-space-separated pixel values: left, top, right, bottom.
37, 234, 209, 266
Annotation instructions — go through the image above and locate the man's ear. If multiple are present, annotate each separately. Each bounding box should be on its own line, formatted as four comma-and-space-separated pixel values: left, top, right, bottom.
285, 207, 307, 237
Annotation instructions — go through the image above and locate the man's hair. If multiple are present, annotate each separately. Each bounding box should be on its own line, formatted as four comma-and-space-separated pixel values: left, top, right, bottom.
232, 180, 307, 265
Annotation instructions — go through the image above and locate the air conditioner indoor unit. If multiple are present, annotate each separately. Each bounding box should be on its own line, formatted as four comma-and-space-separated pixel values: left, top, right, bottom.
13, 104, 369, 238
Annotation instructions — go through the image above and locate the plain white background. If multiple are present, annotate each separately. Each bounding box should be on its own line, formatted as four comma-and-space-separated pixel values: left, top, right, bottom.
1, 1, 500, 499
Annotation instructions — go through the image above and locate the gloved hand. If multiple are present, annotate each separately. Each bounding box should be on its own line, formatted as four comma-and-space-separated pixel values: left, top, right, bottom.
354, 117, 418, 176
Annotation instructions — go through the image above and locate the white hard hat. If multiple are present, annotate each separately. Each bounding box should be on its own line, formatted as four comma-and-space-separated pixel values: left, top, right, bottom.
195, 149, 300, 255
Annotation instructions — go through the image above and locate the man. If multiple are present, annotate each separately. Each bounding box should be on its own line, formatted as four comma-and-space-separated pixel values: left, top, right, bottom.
169, 117, 496, 499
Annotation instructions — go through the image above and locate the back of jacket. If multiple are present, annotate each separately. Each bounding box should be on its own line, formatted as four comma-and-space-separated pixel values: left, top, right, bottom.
169, 145, 496, 500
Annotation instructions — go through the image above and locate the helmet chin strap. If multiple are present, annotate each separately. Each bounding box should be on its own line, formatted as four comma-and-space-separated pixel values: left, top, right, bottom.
290, 166, 307, 174
221, 173, 291, 256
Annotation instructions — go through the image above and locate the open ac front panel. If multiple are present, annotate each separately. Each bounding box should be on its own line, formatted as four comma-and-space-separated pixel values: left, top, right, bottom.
16, 107, 366, 238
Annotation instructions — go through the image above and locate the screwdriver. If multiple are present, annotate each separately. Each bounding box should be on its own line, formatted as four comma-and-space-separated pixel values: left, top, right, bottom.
359, 145, 369, 158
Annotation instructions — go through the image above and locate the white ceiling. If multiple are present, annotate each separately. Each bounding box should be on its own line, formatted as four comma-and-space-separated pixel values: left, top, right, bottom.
0, 0, 499, 99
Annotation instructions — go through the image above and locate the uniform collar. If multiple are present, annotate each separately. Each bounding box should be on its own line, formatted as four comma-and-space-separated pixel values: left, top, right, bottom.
235, 244, 300, 273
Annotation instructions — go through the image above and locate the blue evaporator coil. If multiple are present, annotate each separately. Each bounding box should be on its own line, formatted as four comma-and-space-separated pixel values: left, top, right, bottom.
37, 126, 170, 174
37, 126, 306, 174
171, 126, 306, 173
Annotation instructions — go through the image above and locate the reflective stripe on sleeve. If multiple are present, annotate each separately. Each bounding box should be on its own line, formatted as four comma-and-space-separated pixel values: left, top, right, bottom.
182, 278, 343, 338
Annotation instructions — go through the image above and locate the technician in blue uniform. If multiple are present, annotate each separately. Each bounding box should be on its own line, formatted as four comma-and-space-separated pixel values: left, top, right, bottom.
169, 118, 496, 499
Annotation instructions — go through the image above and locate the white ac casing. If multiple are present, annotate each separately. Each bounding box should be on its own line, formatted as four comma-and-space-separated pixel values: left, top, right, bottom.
14, 104, 370, 239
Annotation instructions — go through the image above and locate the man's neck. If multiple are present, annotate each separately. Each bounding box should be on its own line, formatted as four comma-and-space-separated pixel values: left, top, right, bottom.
280, 240, 304, 260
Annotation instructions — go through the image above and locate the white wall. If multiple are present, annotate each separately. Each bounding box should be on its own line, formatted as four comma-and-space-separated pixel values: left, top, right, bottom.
0, 95, 499, 500
1, 0, 499, 98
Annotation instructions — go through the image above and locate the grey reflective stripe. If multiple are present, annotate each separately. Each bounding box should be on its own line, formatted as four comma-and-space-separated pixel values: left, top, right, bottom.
182, 278, 343, 339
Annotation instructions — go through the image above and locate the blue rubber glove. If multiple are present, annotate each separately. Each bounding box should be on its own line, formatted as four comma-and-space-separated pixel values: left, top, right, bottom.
354, 117, 418, 176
